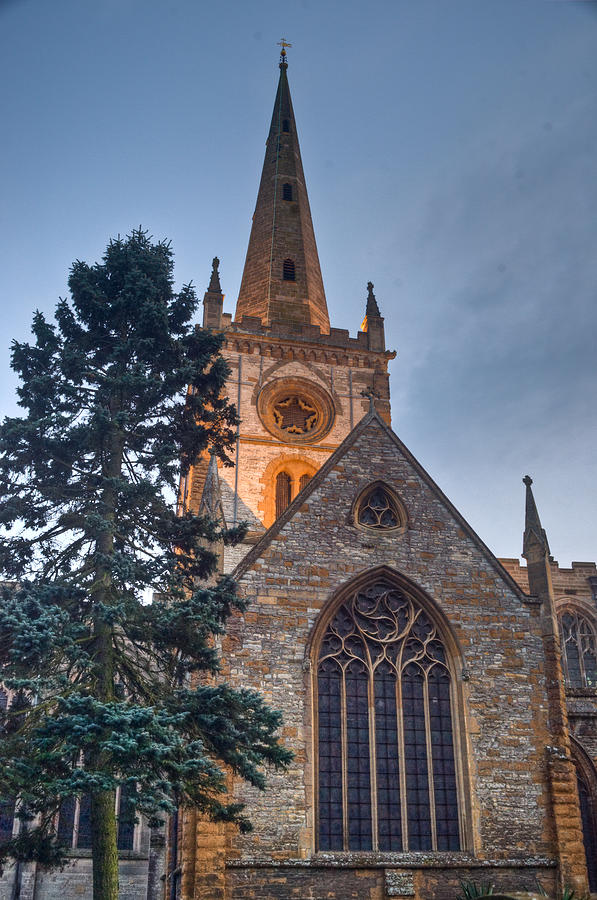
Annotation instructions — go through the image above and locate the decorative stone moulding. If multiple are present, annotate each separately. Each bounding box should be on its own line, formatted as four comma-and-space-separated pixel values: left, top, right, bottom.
257, 376, 335, 444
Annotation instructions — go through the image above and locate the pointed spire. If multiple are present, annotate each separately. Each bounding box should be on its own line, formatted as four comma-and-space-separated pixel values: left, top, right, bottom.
198, 452, 226, 525
366, 282, 381, 318
522, 475, 551, 560
234, 55, 330, 332
208, 256, 221, 293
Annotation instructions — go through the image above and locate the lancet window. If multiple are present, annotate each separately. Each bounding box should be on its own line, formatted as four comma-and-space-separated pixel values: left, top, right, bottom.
559, 610, 597, 688
283, 258, 296, 281
316, 580, 461, 852
275, 471, 292, 518
282, 183, 293, 201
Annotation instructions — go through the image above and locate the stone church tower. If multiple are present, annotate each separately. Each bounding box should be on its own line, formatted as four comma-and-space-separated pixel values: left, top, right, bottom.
182, 47, 393, 559
175, 52, 597, 900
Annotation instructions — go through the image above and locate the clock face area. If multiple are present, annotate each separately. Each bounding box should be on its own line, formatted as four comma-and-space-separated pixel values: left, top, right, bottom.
257, 377, 335, 444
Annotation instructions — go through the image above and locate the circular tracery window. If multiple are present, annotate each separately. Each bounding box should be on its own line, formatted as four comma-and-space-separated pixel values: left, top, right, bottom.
272, 395, 318, 435
257, 377, 335, 444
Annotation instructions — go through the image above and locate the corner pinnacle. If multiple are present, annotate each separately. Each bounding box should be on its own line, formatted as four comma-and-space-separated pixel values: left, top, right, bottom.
522, 474, 550, 560
366, 282, 381, 318
208, 257, 221, 293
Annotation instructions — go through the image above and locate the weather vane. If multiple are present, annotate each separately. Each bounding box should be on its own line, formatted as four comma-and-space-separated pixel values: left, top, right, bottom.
278, 38, 292, 65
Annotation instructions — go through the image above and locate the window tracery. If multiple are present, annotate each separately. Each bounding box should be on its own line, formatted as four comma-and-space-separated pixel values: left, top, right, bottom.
316, 580, 460, 852
559, 610, 597, 688
272, 396, 318, 435
352, 482, 406, 533
358, 485, 400, 529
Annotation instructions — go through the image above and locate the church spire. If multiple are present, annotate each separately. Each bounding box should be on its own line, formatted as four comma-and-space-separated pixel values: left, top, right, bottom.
234, 52, 330, 333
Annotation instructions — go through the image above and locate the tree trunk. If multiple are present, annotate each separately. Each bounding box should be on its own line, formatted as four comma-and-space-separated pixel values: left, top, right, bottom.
91, 790, 119, 900
89, 427, 125, 899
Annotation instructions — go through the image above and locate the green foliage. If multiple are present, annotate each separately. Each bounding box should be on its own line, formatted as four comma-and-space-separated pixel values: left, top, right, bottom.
0, 230, 292, 876
560, 888, 590, 900
457, 881, 495, 899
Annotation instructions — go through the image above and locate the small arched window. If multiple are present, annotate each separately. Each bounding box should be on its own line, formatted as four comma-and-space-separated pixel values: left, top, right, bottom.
283, 258, 296, 281
559, 610, 597, 688
354, 482, 405, 531
282, 183, 293, 201
282, 119, 290, 133
316, 579, 461, 852
299, 473, 311, 491
275, 471, 292, 518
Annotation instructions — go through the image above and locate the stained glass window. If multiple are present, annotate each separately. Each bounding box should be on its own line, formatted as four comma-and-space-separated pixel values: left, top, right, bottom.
317, 580, 460, 852
560, 611, 597, 688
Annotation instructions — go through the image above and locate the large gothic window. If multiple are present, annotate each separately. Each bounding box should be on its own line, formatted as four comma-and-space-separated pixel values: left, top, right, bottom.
559, 610, 597, 688
316, 580, 461, 852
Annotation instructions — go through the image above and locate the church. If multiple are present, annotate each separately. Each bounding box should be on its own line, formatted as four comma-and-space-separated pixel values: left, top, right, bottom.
2, 49, 596, 900
176, 50, 597, 900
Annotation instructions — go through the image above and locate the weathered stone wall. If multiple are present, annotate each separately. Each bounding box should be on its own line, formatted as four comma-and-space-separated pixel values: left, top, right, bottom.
0, 857, 151, 900
502, 558, 597, 768
186, 414, 582, 898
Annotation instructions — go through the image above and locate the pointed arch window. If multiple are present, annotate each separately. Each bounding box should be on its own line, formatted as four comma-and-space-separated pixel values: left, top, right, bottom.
353, 482, 406, 532
283, 258, 296, 281
282, 183, 293, 201
559, 610, 597, 688
316, 580, 461, 852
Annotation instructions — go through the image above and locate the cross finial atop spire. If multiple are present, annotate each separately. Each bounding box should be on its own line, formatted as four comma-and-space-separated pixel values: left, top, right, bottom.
278, 38, 292, 68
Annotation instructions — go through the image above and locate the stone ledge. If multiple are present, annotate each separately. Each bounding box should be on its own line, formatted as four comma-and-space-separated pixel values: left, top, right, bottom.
225, 854, 556, 870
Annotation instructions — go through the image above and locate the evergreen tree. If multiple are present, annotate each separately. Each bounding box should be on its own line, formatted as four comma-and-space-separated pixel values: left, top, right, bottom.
0, 231, 291, 900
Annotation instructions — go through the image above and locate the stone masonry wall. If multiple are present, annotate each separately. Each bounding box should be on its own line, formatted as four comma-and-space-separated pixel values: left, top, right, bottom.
189, 415, 570, 898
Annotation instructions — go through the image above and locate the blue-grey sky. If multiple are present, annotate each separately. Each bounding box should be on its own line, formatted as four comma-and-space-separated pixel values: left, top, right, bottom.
1, 0, 596, 566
